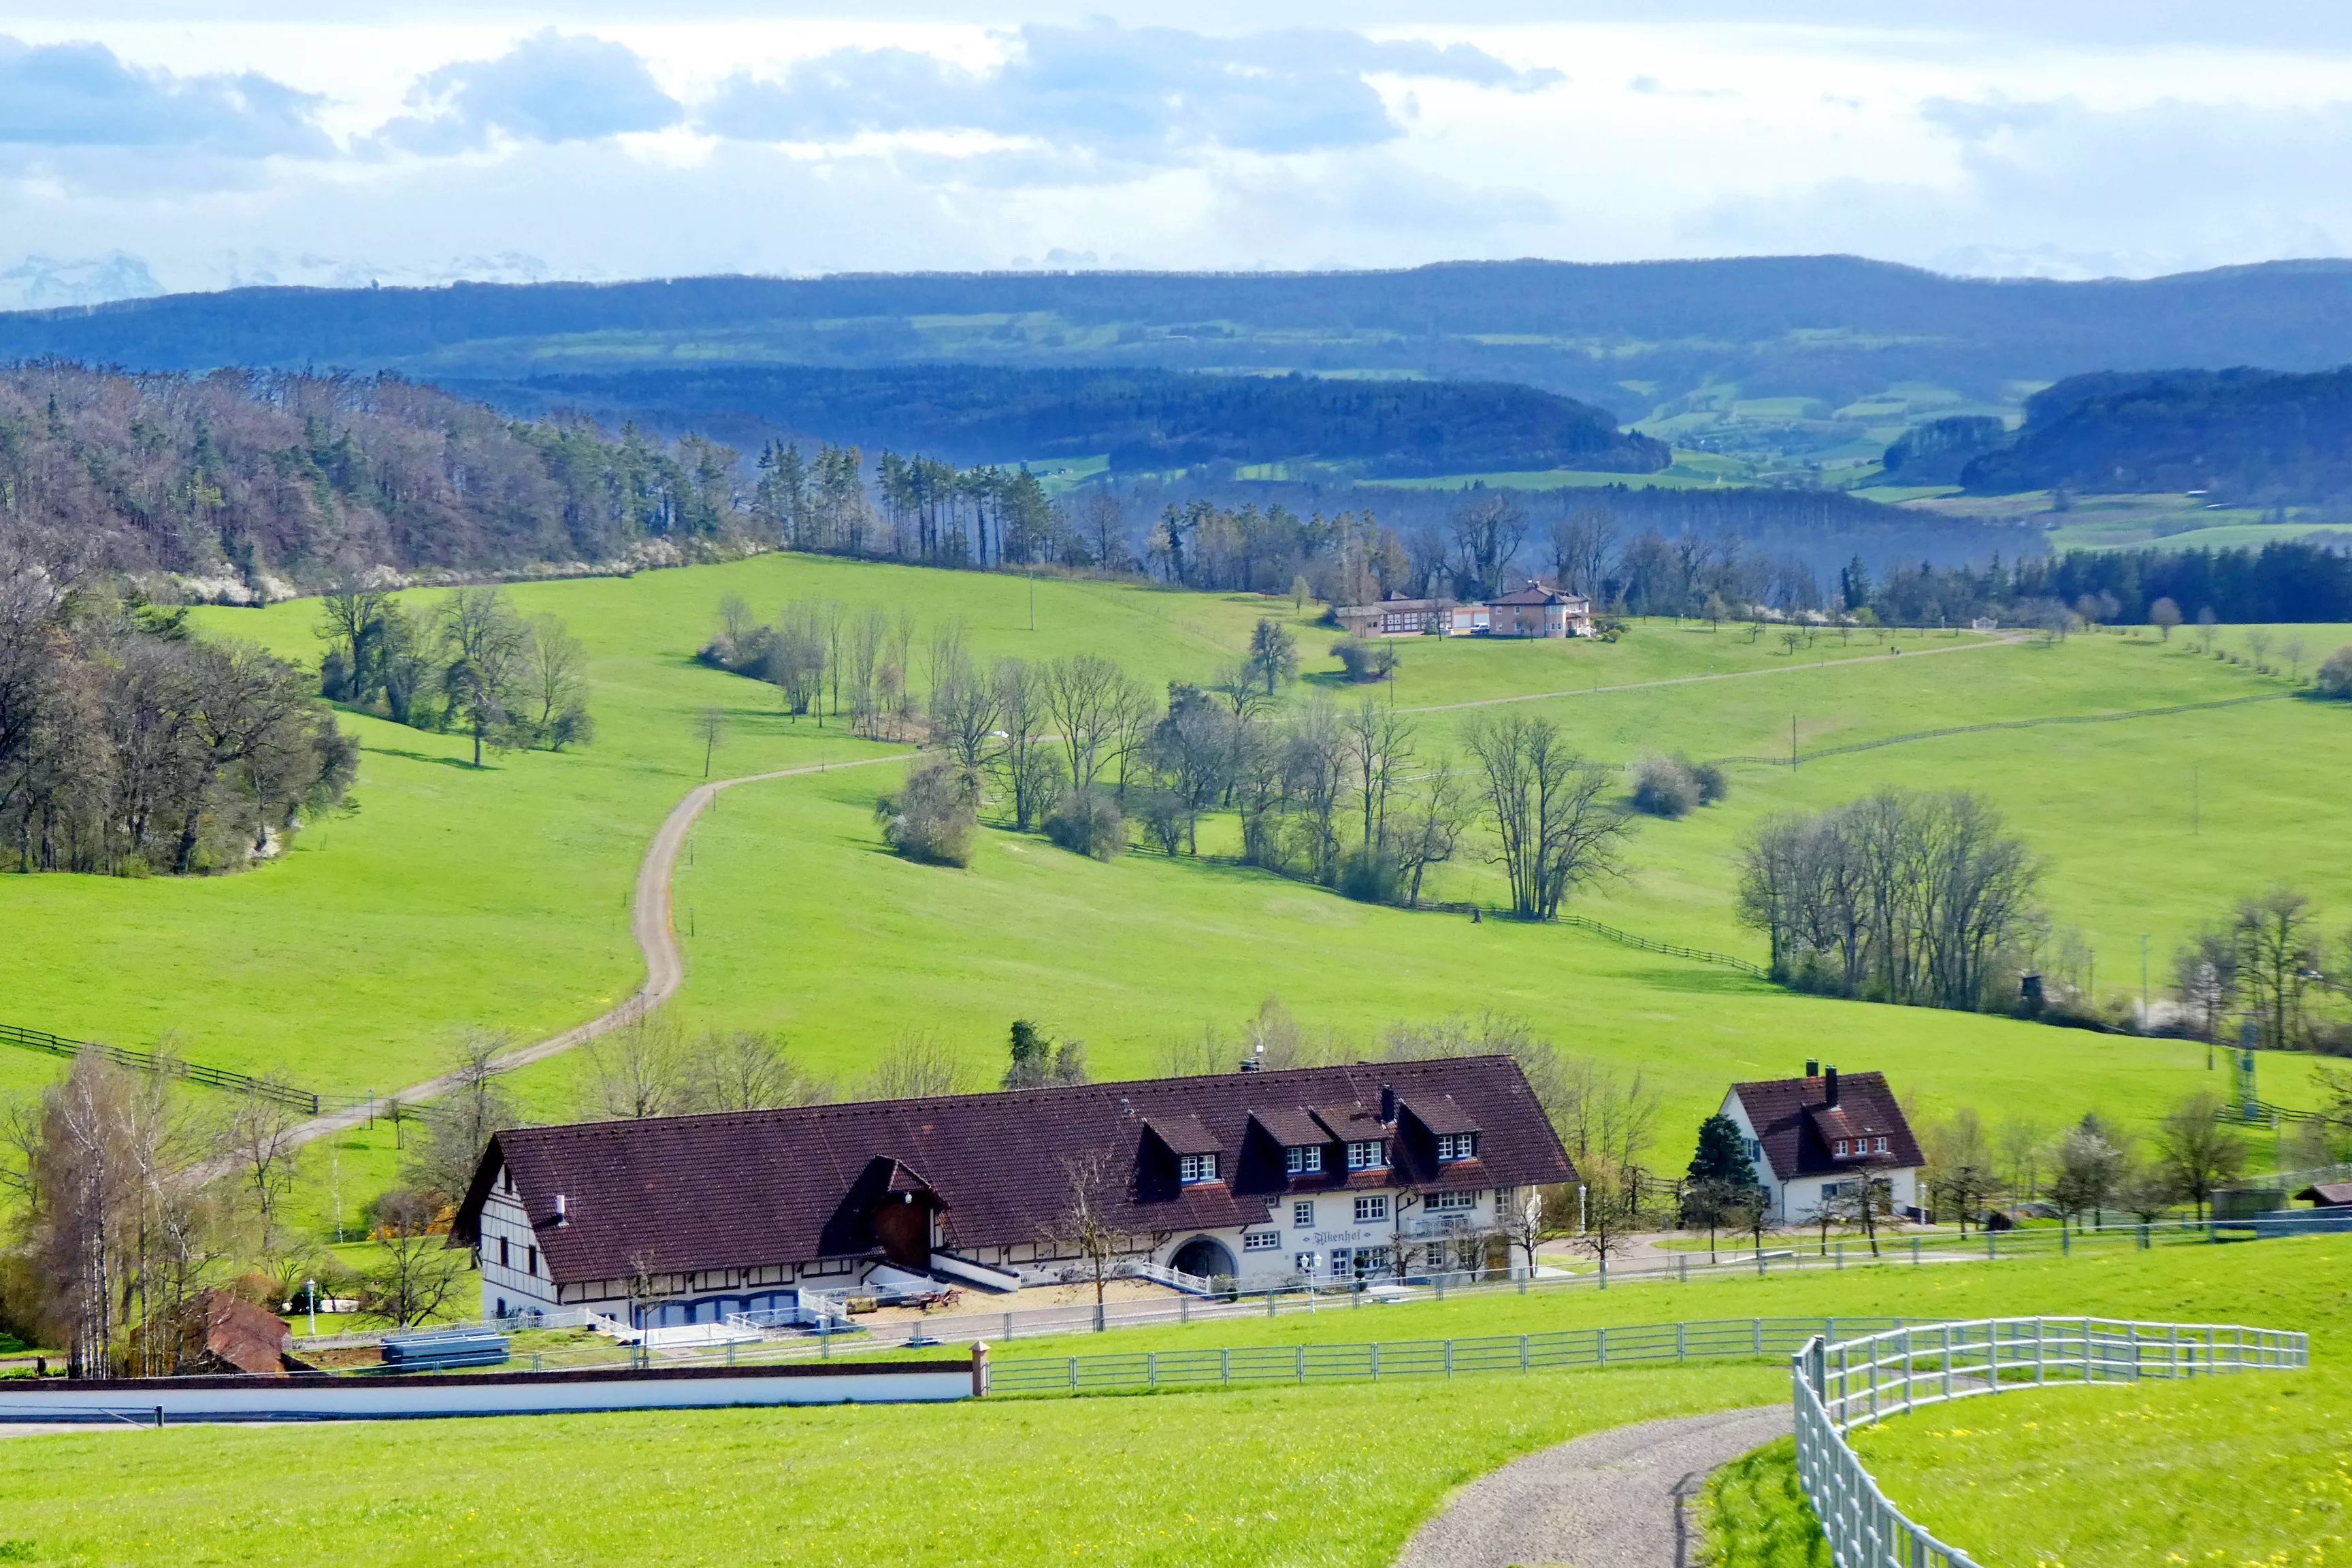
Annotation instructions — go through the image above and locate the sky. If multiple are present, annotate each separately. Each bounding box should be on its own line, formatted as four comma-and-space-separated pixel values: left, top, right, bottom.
1, 0, 2348, 302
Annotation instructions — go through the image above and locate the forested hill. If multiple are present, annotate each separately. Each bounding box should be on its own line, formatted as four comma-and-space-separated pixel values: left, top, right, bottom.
0, 364, 736, 585
12, 257, 2352, 418
451, 365, 1667, 478
1961, 365, 2352, 502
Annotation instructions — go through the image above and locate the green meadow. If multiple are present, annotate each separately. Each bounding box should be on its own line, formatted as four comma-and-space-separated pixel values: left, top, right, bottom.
1, 1234, 2342, 1566
0, 553, 2345, 1146
1698, 1233, 2352, 1568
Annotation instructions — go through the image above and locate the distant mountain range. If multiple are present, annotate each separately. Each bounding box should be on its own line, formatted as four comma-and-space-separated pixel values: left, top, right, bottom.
10, 257, 2352, 457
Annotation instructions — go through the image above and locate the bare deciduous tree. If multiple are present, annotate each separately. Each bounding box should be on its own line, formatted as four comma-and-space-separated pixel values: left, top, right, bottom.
1464, 713, 1631, 920
857, 1034, 970, 1101
2148, 1092, 2247, 1222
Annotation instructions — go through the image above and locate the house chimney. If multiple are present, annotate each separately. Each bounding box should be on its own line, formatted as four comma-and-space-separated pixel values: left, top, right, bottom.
553, 1193, 568, 1226
1379, 1084, 1396, 1124
1824, 1067, 1840, 1106
1804, 1058, 1819, 1079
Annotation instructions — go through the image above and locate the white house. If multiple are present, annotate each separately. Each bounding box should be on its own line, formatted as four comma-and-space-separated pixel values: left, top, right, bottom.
452, 1057, 1575, 1326
1717, 1062, 1925, 1224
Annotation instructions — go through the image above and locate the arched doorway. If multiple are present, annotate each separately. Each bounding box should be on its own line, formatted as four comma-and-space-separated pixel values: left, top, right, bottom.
1170, 1236, 1237, 1281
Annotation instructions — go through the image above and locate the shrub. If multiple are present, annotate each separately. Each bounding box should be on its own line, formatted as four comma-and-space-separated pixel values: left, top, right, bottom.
1045, 788, 1128, 860
1691, 759, 1729, 805
875, 757, 977, 866
1631, 753, 1701, 818
2317, 644, 2352, 700
1336, 847, 1403, 904
1133, 789, 1194, 856
1331, 636, 1399, 683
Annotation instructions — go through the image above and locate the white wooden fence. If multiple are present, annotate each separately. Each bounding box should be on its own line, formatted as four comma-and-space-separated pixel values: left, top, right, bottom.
1791, 1318, 2311, 1568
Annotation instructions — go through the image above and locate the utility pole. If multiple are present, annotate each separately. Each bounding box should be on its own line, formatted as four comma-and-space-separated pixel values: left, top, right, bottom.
2140, 934, 2151, 1030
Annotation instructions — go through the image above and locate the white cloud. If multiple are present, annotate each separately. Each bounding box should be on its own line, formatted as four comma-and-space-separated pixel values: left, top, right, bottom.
376, 29, 685, 153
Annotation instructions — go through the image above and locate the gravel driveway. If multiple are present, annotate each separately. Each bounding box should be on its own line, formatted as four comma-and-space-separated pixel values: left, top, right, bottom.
1394, 1405, 1793, 1568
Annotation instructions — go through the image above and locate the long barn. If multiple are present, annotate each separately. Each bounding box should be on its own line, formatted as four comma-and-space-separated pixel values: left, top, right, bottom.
450, 1055, 1573, 1327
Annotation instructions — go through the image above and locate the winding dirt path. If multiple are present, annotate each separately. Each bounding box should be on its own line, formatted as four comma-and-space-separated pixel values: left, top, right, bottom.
1394, 1405, 1793, 1568
272, 748, 912, 1153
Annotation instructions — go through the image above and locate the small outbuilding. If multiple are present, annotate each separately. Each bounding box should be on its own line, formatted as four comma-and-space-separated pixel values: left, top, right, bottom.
2294, 1182, 2352, 1209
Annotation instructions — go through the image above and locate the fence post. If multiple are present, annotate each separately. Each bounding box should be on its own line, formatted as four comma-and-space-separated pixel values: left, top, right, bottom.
1068, 1356, 1079, 1390
1004, 1312, 1013, 1342
1370, 1343, 1379, 1382
1149, 1352, 1158, 1388
1678, 1322, 1687, 1362
1445, 1340, 1454, 1377
1266, 1292, 1277, 1318
1598, 1327, 1607, 1367
1753, 1318, 1763, 1355
1912, 1236, 1921, 1265
1520, 1333, 1530, 1372
1835, 1243, 1844, 1271
1679, 1254, 1688, 1284
1296, 1345, 1305, 1384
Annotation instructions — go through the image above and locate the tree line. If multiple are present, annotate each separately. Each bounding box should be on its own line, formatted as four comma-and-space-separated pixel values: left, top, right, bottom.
2170, 885, 2352, 1054
1735, 789, 2044, 1014
0, 363, 740, 585
877, 619, 1637, 921
314, 583, 592, 764
0, 549, 355, 875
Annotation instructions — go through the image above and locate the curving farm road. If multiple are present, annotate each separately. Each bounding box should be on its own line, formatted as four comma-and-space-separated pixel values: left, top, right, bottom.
1394, 1405, 1793, 1568
270, 749, 913, 1156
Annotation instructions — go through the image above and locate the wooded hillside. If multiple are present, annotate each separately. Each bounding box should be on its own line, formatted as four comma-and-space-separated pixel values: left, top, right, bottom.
1961, 365, 2352, 502
0, 364, 736, 583
455, 364, 1669, 478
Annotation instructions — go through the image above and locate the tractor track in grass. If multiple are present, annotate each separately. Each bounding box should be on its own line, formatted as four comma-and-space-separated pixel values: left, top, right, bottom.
255, 749, 915, 1161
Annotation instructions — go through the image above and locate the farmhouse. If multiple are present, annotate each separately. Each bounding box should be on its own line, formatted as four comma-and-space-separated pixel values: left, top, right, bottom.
452, 1056, 1573, 1328
1716, 1062, 1924, 1224
1334, 581, 1593, 640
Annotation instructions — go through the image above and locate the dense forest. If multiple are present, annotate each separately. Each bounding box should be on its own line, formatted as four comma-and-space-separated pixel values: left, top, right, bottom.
13, 258, 2352, 420
457, 365, 1668, 478
1959, 366, 2352, 502
0, 364, 736, 583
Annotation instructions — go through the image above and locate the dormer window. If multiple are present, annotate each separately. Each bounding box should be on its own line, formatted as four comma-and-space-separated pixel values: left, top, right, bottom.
1285, 1145, 1324, 1176
1179, 1153, 1219, 1185
1436, 1132, 1478, 1162
1345, 1139, 1388, 1171
1835, 1139, 1850, 1156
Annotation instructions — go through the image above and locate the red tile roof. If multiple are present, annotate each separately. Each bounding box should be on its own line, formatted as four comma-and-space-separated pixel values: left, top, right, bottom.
1731, 1071, 1921, 1182
453, 1057, 1572, 1285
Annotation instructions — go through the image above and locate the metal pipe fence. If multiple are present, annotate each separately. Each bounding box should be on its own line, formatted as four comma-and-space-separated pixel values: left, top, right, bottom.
1791, 1317, 2310, 1568
987, 1315, 1915, 1394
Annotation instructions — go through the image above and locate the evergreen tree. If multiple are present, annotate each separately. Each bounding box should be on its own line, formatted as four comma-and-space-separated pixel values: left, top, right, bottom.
1686, 1113, 1754, 1186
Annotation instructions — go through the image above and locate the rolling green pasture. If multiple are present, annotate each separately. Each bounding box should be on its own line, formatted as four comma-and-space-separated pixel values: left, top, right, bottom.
0, 554, 2345, 1143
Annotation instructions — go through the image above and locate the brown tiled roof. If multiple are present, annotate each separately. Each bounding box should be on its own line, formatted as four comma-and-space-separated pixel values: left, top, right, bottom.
1313, 1105, 1387, 1141
453, 1057, 1572, 1286
2298, 1182, 2352, 1207
1249, 1107, 1326, 1148
1731, 1071, 1921, 1182
1402, 1095, 1479, 1136
1144, 1114, 1221, 1155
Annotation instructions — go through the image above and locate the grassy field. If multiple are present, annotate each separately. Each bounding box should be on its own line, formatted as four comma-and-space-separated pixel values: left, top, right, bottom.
1697, 1232, 2352, 1568
0, 1362, 1787, 1567
1, 554, 2347, 1149
4, 1237, 2345, 1565
1856, 1369, 2351, 1567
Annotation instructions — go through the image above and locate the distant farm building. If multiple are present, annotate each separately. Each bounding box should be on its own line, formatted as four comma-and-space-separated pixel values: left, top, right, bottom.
452, 1058, 1573, 1327
1716, 1062, 1924, 1224
1337, 581, 1593, 640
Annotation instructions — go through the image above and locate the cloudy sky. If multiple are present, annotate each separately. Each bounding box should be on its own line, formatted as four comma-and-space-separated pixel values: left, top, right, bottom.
1, 0, 2347, 299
